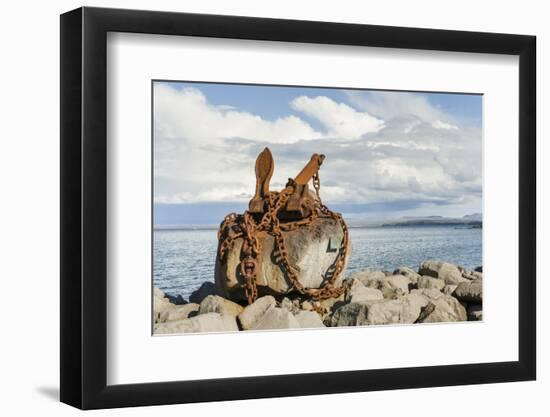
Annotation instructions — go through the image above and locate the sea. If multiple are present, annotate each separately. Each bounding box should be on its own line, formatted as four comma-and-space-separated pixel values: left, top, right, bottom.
153, 225, 482, 300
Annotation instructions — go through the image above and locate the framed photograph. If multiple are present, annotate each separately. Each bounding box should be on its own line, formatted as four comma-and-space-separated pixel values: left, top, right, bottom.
60, 6, 536, 409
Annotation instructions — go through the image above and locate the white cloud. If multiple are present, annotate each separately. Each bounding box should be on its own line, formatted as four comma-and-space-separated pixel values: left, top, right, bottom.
154, 84, 481, 218
347, 90, 451, 123
432, 120, 458, 130
291, 95, 384, 139
155, 84, 323, 144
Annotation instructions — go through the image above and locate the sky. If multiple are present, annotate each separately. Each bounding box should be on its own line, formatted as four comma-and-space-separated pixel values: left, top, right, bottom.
153, 81, 482, 226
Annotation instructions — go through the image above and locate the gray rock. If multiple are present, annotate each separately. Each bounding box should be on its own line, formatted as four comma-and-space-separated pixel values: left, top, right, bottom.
399, 293, 431, 323
153, 287, 178, 324
360, 274, 410, 299
329, 286, 467, 327
349, 286, 384, 303
352, 286, 385, 303
442, 284, 458, 296
294, 310, 325, 328
154, 312, 238, 334
280, 297, 301, 315
351, 270, 386, 286
216, 217, 349, 301
344, 277, 365, 301
385, 275, 411, 294
160, 303, 199, 322
329, 299, 403, 326
164, 292, 187, 305
318, 292, 345, 315
419, 261, 468, 285
417, 276, 445, 291
410, 288, 467, 322
251, 307, 300, 330
365, 299, 404, 325
421, 294, 467, 323
475, 266, 482, 273
301, 300, 314, 311
467, 304, 483, 321
189, 281, 217, 304
393, 267, 421, 284
461, 270, 483, 280
328, 302, 370, 327
237, 296, 276, 330
411, 288, 445, 300
453, 279, 482, 303
199, 295, 244, 317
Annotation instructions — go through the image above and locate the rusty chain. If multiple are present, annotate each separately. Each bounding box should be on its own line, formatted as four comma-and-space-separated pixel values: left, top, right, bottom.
217, 173, 349, 305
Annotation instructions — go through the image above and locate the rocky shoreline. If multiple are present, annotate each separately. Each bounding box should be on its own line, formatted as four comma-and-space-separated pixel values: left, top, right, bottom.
154, 260, 482, 334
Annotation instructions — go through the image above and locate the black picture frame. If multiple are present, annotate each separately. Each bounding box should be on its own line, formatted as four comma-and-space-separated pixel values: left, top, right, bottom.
60, 6, 536, 410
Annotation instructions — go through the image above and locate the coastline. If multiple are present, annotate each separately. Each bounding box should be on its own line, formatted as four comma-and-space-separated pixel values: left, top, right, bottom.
153, 260, 482, 334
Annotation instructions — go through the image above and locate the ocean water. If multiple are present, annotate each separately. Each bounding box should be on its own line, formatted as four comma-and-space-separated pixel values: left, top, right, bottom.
153, 225, 482, 300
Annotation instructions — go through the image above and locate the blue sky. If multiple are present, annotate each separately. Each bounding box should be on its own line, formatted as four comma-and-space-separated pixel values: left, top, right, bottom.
153, 81, 482, 226
160, 81, 482, 129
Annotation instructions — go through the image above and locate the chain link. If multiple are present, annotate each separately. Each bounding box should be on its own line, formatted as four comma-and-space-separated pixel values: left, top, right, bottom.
218, 175, 349, 304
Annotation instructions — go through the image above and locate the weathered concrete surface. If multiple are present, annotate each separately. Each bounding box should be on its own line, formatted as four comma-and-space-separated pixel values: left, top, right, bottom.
215, 218, 350, 301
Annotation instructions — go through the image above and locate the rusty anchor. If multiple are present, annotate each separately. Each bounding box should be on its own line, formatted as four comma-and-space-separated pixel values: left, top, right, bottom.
248, 149, 325, 220
219, 147, 349, 304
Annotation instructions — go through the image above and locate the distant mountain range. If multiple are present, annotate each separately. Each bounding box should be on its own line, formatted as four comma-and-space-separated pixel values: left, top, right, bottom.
155, 213, 483, 230
378, 213, 482, 227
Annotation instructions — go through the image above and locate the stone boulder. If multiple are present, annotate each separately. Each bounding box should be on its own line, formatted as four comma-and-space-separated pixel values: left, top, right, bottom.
419, 261, 468, 285
280, 297, 301, 315
412, 289, 467, 322
199, 295, 244, 317
351, 270, 386, 286
349, 286, 384, 303
453, 279, 482, 303
237, 296, 276, 330
364, 299, 404, 325
329, 286, 468, 327
154, 287, 172, 310
294, 310, 325, 328
216, 217, 349, 302
251, 307, 300, 330
154, 312, 239, 334
359, 274, 410, 299
153, 287, 182, 324
328, 299, 406, 327
423, 296, 467, 323
318, 293, 345, 316
189, 281, 218, 304
417, 276, 445, 291
442, 284, 458, 296
393, 267, 421, 285
328, 302, 369, 327
461, 270, 483, 280
411, 288, 444, 300
399, 293, 432, 323
164, 292, 187, 305
345, 278, 384, 303
160, 303, 199, 323
325, 299, 412, 327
